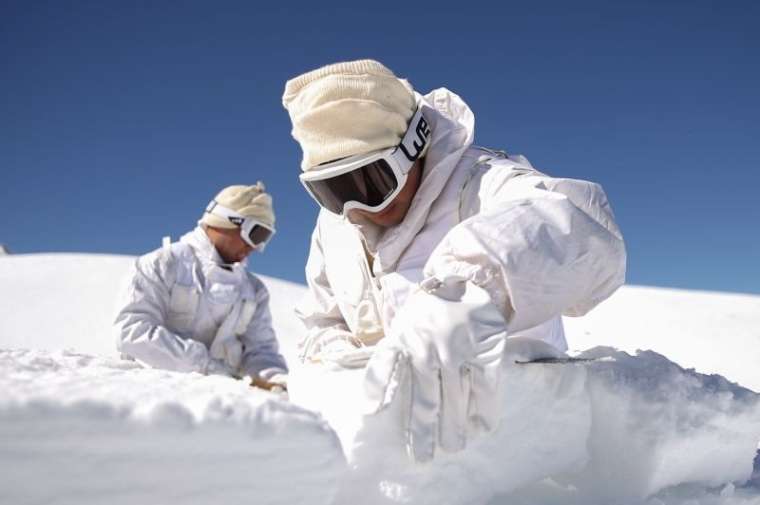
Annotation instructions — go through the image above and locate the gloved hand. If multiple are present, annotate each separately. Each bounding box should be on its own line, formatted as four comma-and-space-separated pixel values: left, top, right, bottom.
250, 373, 289, 396
363, 276, 510, 462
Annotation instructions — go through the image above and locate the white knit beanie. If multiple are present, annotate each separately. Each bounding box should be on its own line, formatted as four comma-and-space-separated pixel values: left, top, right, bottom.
282, 59, 416, 171
200, 182, 275, 229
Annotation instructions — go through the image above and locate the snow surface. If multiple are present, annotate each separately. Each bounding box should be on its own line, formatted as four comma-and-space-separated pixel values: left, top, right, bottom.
563, 285, 760, 393
0, 253, 306, 362
0, 349, 344, 505
3, 254, 757, 392
289, 346, 760, 505
1, 253, 759, 505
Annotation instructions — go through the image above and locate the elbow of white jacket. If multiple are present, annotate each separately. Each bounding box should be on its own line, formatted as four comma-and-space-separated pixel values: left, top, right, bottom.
565, 230, 627, 317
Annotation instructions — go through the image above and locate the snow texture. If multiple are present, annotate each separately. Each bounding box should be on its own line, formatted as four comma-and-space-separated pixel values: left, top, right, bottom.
0, 253, 306, 361
563, 285, 760, 393
0, 348, 345, 505
289, 345, 760, 505
1, 253, 759, 505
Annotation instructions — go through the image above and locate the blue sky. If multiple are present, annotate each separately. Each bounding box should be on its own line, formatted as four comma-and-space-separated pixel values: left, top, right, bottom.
2, 1, 758, 293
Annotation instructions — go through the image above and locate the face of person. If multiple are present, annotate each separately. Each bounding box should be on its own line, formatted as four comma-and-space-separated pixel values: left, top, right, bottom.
348, 160, 423, 228
205, 226, 254, 264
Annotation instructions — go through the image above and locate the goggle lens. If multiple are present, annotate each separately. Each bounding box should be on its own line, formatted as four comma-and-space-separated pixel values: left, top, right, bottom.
248, 224, 273, 247
303, 159, 399, 215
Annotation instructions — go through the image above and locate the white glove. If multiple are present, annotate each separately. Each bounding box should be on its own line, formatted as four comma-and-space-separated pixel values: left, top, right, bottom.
363, 277, 510, 462
268, 373, 289, 396
249, 372, 289, 398
267, 372, 289, 388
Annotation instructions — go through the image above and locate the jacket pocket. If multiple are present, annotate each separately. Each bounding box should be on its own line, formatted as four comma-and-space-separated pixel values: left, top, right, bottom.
167, 284, 199, 334
207, 282, 239, 305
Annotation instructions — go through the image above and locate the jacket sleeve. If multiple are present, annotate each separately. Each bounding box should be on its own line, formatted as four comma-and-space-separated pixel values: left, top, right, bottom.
113, 250, 211, 373
423, 158, 627, 334
295, 220, 359, 363
239, 278, 289, 379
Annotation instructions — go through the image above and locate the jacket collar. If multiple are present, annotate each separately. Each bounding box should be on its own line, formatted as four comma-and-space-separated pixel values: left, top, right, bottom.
180, 226, 248, 271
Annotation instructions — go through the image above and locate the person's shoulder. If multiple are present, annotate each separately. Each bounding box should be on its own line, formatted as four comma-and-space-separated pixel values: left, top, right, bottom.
472, 148, 531, 170
476, 149, 543, 183
134, 241, 187, 280
135, 245, 166, 268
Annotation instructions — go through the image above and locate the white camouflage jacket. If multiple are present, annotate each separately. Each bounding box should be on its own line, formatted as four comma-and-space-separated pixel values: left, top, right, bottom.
113, 226, 287, 378
296, 88, 626, 364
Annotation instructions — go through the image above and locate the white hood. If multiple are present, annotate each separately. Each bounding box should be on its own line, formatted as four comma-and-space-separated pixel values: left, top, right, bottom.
181, 226, 247, 269
357, 88, 475, 273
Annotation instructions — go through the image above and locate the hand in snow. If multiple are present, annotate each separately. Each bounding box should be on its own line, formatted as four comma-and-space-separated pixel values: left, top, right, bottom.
250, 373, 288, 394
363, 277, 510, 462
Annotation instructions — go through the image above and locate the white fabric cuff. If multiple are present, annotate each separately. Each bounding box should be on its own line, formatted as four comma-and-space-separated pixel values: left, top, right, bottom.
256, 366, 289, 382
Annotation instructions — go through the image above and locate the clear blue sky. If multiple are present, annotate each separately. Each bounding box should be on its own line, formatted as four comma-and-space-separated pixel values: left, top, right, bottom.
2, 1, 758, 293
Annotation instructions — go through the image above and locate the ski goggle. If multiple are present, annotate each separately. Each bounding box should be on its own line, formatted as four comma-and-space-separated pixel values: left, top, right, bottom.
299, 107, 432, 216
204, 201, 275, 250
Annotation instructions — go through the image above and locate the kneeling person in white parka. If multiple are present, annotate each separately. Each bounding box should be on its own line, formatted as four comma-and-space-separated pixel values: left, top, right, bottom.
282, 60, 627, 460
113, 183, 288, 391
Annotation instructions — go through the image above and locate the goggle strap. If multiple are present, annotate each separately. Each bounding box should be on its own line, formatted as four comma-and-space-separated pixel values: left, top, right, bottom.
206, 201, 274, 234
205, 201, 246, 226
299, 105, 431, 183
397, 107, 432, 163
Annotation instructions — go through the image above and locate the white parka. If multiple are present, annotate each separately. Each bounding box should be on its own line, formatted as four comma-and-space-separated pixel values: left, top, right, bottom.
297, 88, 626, 363
114, 226, 288, 378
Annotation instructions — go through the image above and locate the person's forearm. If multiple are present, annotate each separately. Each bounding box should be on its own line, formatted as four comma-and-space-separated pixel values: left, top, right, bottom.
116, 318, 210, 373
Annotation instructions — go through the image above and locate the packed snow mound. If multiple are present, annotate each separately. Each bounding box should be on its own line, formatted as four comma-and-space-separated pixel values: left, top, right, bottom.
289, 344, 760, 505
0, 348, 345, 505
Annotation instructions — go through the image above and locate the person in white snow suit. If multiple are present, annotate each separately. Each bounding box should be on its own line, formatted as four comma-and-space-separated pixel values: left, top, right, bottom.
282, 59, 626, 460
113, 183, 288, 390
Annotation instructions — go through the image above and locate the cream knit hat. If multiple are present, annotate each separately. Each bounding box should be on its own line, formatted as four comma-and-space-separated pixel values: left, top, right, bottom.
200, 182, 275, 229
282, 59, 416, 171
